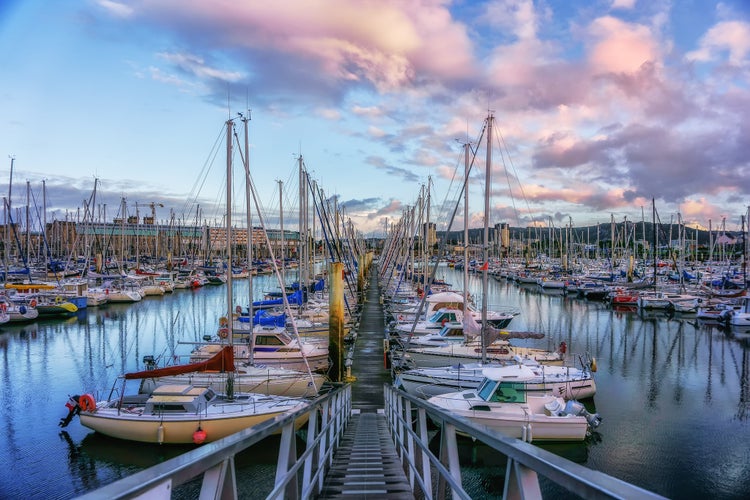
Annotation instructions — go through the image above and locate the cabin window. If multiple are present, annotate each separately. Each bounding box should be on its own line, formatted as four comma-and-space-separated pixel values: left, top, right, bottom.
446, 329, 462, 338
151, 403, 187, 413
256, 335, 284, 346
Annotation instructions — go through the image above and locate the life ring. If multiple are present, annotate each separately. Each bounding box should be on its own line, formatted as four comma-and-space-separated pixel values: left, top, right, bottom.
218, 327, 229, 339
219, 316, 229, 327
29, 299, 37, 308
79, 394, 96, 412
55, 296, 63, 304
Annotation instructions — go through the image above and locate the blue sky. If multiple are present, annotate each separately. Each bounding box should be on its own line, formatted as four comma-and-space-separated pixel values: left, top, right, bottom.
1, 0, 749, 236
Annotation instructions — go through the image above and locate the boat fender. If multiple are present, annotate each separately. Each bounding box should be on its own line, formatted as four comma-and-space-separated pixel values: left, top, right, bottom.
193, 426, 207, 445
30, 299, 37, 308
590, 357, 597, 372
157, 424, 164, 445
219, 316, 229, 327
0, 302, 5, 312
19, 305, 26, 315
558, 341, 567, 355
79, 394, 96, 412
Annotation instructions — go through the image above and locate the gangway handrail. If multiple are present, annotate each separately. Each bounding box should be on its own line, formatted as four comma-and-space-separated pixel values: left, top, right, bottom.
75, 384, 352, 500
384, 384, 666, 499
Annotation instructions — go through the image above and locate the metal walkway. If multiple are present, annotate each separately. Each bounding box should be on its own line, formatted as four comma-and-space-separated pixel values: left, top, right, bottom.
317, 410, 412, 498
318, 266, 413, 498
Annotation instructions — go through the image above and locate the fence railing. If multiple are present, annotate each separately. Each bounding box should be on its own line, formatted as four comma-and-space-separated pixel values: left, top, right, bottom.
384, 384, 666, 499
76, 384, 351, 500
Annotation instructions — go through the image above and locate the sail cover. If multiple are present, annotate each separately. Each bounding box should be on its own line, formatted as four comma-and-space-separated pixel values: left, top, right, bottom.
124, 345, 234, 379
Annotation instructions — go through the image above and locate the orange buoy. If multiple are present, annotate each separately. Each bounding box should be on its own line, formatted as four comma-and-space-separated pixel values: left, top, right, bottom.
79, 394, 96, 412
193, 427, 207, 444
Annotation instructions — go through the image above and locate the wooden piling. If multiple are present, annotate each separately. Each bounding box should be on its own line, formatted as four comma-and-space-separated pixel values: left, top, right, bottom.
329, 261, 345, 382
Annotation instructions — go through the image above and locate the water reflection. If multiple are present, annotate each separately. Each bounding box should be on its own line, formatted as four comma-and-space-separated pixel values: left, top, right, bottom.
0, 270, 749, 499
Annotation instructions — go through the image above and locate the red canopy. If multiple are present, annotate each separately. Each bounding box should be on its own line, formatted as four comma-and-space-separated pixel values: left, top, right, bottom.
124, 345, 234, 379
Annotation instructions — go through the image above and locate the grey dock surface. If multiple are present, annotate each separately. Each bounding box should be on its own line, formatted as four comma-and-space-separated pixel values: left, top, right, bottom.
318, 267, 413, 498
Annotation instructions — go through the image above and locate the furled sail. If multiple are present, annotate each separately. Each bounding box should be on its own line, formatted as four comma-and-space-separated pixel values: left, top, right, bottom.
124, 345, 234, 379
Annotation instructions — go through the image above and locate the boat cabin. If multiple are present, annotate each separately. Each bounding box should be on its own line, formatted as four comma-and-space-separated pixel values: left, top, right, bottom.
427, 309, 460, 325
144, 384, 216, 414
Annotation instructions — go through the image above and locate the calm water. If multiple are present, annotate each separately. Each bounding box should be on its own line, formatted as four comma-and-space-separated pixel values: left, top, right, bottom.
1, 268, 749, 499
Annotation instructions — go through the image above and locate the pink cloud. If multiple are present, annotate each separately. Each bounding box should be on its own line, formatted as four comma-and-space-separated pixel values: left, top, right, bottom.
687, 21, 750, 65
126, 1, 476, 91
586, 16, 661, 74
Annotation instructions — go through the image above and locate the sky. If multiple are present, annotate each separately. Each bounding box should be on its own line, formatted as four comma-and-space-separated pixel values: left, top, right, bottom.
1, 0, 750, 237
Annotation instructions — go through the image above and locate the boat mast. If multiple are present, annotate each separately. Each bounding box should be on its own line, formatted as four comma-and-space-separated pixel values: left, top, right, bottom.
463, 140, 470, 312
240, 111, 253, 329
224, 118, 235, 400
4, 155, 14, 277
482, 112, 494, 364
278, 180, 284, 285
652, 198, 657, 290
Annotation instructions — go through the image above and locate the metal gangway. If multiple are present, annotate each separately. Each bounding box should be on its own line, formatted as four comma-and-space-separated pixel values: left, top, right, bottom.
76, 383, 665, 499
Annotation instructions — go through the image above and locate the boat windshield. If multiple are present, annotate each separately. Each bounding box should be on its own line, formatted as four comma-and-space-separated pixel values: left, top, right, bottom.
477, 378, 496, 401
477, 379, 527, 403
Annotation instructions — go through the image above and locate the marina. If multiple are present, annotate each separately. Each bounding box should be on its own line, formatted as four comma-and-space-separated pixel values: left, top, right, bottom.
0, 266, 748, 498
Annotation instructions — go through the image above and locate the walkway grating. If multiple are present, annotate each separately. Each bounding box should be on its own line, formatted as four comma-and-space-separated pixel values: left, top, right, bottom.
317, 409, 413, 499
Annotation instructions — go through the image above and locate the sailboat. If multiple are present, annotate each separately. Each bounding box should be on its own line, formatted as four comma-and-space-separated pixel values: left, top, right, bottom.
58, 118, 313, 443
58, 347, 309, 444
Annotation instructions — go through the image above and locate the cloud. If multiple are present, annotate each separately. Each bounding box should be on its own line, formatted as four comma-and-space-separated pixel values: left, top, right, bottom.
585, 16, 662, 74
611, 0, 636, 10
365, 155, 420, 183
157, 52, 245, 83
117, 0, 477, 106
686, 21, 750, 65
97, 0, 134, 18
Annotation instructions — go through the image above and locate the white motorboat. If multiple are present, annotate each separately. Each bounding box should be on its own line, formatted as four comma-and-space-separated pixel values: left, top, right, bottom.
390, 290, 518, 328
720, 296, 750, 326
427, 365, 601, 442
